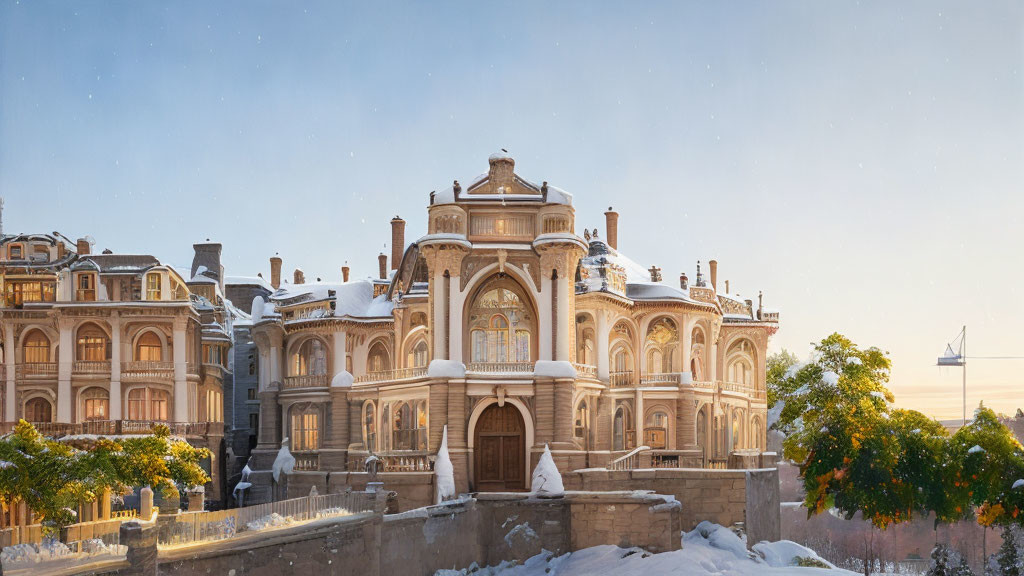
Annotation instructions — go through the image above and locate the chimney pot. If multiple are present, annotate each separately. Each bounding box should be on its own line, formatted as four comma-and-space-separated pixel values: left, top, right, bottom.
709, 259, 718, 292
725, 279, 730, 294
378, 253, 388, 280
270, 256, 282, 290
342, 265, 350, 283
680, 273, 688, 290
390, 216, 406, 271
76, 238, 91, 256
604, 207, 619, 250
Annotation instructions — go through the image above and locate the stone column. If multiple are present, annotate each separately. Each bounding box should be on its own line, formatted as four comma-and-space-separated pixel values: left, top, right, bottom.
678, 391, 696, 449
110, 313, 122, 420
172, 317, 188, 422
538, 274, 553, 361
534, 382, 554, 446
332, 330, 347, 378
681, 317, 693, 381
595, 310, 610, 381
4, 323, 15, 422
433, 268, 447, 359
555, 273, 571, 362
635, 389, 644, 448
269, 331, 284, 388
57, 318, 74, 422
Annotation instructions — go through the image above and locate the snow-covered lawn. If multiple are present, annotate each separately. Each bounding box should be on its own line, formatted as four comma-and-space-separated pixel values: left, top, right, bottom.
437, 522, 856, 576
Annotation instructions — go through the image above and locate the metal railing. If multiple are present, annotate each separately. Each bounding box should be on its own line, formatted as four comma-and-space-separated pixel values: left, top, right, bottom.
353, 367, 428, 383
73, 360, 111, 374
609, 370, 634, 387
120, 361, 174, 379
640, 372, 681, 386
16, 362, 58, 378
572, 363, 597, 379
282, 374, 329, 389
608, 445, 651, 471
705, 457, 729, 469
0, 420, 216, 438
156, 491, 377, 548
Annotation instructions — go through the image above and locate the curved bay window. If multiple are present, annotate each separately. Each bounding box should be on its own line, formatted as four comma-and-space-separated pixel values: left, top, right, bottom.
468, 277, 535, 363
725, 339, 756, 387
645, 410, 670, 449
82, 387, 109, 421
291, 404, 321, 451
127, 388, 169, 421
385, 400, 427, 451
23, 330, 50, 363
363, 401, 377, 452
368, 341, 391, 374
135, 332, 162, 362
407, 339, 428, 369
76, 325, 109, 361
612, 403, 635, 451
25, 397, 53, 422
291, 338, 328, 376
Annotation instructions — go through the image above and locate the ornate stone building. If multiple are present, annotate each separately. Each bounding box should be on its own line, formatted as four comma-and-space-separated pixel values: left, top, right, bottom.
0, 233, 232, 502
247, 152, 779, 505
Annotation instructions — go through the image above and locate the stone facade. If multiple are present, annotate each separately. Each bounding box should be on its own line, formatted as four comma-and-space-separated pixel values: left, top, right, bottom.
246, 153, 780, 504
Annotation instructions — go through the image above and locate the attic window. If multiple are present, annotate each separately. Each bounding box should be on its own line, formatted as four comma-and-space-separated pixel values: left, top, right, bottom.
8, 244, 22, 259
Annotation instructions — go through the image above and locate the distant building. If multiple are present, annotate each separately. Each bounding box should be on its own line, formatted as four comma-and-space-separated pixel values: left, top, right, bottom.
0, 233, 230, 503
245, 153, 780, 505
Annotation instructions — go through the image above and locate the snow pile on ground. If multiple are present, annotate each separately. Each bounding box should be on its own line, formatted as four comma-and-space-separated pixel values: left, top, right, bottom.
435, 425, 456, 503
245, 512, 293, 532
531, 444, 564, 497
435, 522, 852, 576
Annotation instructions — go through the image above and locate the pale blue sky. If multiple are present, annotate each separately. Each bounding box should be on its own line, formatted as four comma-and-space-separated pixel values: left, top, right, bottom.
2, 1, 1022, 419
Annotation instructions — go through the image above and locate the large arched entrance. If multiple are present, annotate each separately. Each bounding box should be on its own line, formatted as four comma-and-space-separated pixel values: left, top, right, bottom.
473, 403, 526, 491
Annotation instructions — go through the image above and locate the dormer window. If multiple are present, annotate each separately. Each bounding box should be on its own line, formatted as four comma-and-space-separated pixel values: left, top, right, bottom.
77, 273, 97, 301
146, 272, 162, 300
8, 244, 22, 260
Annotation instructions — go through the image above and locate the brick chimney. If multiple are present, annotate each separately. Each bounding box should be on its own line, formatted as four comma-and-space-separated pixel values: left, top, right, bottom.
293, 269, 305, 285
488, 150, 515, 191
391, 216, 405, 271
709, 260, 718, 292
76, 238, 91, 256
191, 240, 224, 291
342, 265, 350, 283
270, 256, 282, 290
604, 207, 619, 250
378, 253, 387, 280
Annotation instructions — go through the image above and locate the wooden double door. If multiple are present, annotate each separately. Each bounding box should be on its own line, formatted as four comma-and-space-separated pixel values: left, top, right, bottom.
473, 404, 526, 491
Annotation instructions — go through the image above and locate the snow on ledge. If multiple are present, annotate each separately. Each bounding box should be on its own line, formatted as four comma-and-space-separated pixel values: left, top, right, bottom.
533, 360, 576, 379
428, 359, 466, 379
331, 371, 354, 388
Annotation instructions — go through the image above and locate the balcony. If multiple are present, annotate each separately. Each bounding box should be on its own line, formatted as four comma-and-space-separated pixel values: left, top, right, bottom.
348, 453, 434, 473
466, 362, 534, 374
639, 372, 680, 387
75, 288, 97, 302
609, 370, 635, 388
73, 360, 111, 375
293, 451, 320, 471
120, 361, 174, 380
353, 367, 428, 384
16, 362, 57, 379
572, 363, 597, 379
282, 374, 329, 389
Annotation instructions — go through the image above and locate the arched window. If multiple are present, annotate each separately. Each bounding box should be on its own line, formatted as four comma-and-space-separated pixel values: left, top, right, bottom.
292, 404, 321, 451
76, 325, 109, 361
613, 403, 634, 451
363, 402, 377, 452
407, 339, 428, 368
82, 387, 109, 421
726, 339, 756, 387
291, 338, 328, 376
388, 400, 427, 451
368, 341, 391, 373
468, 277, 535, 363
135, 332, 162, 362
645, 410, 670, 449
25, 397, 52, 422
644, 318, 678, 373
23, 330, 49, 363
573, 399, 590, 449
146, 272, 162, 300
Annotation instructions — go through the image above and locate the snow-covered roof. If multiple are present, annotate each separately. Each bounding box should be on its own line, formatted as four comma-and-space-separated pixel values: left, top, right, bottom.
267, 279, 394, 321
226, 275, 273, 291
